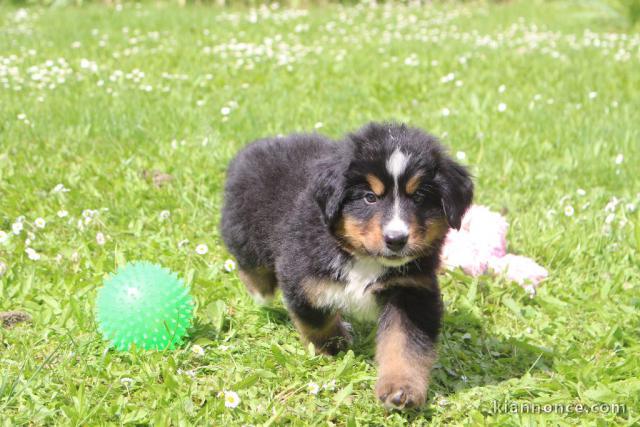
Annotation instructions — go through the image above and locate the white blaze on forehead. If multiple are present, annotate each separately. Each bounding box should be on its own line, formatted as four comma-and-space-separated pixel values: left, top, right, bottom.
384, 148, 410, 237
386, 148, 409, 179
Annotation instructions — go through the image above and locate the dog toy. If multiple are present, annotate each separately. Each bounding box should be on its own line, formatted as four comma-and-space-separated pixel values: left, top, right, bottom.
96, 261, 193, 351
441, 205, 548, 290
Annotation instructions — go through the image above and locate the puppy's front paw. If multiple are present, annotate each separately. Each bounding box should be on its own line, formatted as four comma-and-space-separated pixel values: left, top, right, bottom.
375, 376, 426, 410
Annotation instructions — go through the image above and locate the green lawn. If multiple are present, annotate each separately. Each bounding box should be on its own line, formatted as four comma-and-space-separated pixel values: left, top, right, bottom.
1, 1, 639, 425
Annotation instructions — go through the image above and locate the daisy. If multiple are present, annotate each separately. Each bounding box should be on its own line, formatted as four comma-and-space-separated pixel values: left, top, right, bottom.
441, 107, 450, 117
224, 259, 236, 272
57, 210, 68, 218
615, 154, 624, 165
497, 102, 507, 112
0, 231, 8, 244
456, 151, 466, 161
223, 390, 240, 408
25, 248, 41, 261
220, 106, 231, 116
159, 210, 170, 220
12, 222, 23, 235
191, 344, 205, 356
564, 205, 574, 216
53, 183, 70, 195
323, 380, 336, 391
196, 244, 208, 255
34, 217, 46, 229
307, 382, 320, 395
605, 213, 615, 224
576, 188, 586, 196
96, 232, 106, 245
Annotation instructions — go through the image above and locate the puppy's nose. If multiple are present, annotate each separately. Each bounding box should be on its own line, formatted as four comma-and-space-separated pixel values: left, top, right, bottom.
384, 230, 408, 252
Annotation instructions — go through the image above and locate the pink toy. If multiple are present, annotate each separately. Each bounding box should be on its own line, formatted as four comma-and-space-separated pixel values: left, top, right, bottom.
441, 205, 548, 291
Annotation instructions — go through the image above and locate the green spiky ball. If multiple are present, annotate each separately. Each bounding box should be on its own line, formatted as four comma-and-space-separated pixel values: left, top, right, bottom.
96, 262, 194, 351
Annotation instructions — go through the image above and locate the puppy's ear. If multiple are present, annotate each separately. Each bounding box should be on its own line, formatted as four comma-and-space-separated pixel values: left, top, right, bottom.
434, 157, 473, 230
312, 156, 349, 227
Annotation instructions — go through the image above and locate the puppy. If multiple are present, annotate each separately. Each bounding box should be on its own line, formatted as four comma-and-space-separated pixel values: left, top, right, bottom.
221, 122, 473, 409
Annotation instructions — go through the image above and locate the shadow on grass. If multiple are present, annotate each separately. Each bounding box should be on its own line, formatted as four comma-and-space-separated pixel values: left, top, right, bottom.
405, 305, 553, 422
345, 305, 552, 422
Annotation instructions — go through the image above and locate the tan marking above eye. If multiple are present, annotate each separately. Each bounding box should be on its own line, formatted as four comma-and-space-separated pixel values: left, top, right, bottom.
405, 174, 422, 195
366, 174, 385, 196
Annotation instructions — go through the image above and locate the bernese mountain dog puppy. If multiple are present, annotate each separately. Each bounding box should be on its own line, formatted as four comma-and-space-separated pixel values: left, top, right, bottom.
221, 122, 473, 409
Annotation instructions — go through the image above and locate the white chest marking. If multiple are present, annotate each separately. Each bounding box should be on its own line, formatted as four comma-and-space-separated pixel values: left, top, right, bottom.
316, 258, 385, 321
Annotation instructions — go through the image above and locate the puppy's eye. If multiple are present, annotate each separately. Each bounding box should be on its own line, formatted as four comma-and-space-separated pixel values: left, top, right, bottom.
412, 191, 427, 204
364, 192, 378, 204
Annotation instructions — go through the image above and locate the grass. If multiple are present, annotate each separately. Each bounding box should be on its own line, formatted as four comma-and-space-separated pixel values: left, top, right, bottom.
1, 0, 639, 425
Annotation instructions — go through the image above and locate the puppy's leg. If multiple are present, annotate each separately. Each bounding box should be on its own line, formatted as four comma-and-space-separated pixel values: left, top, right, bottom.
238, 267, 277, 305
285, 296, 352, 355
375, 287, 442, 410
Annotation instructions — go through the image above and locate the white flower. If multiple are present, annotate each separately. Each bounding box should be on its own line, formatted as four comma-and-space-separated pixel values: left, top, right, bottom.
564, 205, 574, 217
0, 261, 6, 276
605, 213, 615, 224
615, 154, 624, 165
12, 222, 23, 235
314, 122, 323, 129
323, 380, 336, 391
178, 239, 189, 248
524, 285, 536, 298
220, 106, 231, 116
436, 395, 449, 407
605, 197, 619, 212
159, 210, 170, 220
498, 84, 506, 93
223, 390, 240, 408
0, 231, 8, 245
34, 218, 46, 229
307, 382, 320, 395
191, 344, 205, 356
224, 259, 236, 272
57, 210, 68, 218
25, 247, 41, 261
441, 107, 450, 117
456, 151, 466, 161
96, 232, 106, 245
576, 188, 586, 196
195, 244, 208, 255
589, 91, 597, 99
120, 377, 134, 387
626, 203, 636, 212
497, 102, 507, 112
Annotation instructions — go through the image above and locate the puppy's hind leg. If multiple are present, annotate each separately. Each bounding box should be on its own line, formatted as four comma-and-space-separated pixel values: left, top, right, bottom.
238, 267, 278, 305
